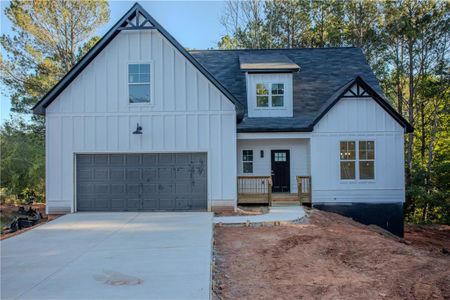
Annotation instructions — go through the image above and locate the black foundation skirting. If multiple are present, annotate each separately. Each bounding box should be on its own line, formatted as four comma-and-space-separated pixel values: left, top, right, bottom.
313, 202, 404, 237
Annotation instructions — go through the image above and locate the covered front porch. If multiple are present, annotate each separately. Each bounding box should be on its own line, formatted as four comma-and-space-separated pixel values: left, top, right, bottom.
236, 133, 312, 206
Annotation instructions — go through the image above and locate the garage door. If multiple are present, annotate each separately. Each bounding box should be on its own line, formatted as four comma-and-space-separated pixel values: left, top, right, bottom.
76, 153, 207, 211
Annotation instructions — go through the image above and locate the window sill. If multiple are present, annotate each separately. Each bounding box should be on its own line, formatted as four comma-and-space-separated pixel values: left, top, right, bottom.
254, 107, 287, 110
339, 180, 376, 184
128, 102, 154, 107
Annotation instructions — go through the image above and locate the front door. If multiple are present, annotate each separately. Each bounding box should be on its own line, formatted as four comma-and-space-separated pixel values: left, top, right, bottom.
271, 150, 290, 193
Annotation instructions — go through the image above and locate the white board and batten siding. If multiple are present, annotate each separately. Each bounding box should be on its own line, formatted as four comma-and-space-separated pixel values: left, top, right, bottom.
237, 139, 310, 193
310, 92, 405, 204
45, 30, 236, 213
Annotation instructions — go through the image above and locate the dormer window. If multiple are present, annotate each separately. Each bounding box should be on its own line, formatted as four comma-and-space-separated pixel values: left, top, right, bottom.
271, 84, 284, 107
239, 54, 297, 118
256, 83, 285, 108
256, 84, 269, 107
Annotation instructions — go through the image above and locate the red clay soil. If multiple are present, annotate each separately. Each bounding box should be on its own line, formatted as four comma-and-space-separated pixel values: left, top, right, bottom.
213, 210, 450, 300
404, 224, 450, 254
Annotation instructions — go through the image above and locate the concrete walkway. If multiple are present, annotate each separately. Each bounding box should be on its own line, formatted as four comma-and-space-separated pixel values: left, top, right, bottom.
214, 205, 305, 224
1, 212, 213, 300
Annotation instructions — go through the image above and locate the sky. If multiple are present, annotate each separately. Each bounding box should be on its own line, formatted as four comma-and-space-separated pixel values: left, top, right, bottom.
0, 0, 228, 124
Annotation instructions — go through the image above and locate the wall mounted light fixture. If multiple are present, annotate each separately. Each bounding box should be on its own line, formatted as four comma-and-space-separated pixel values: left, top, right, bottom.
132, 123, 143, 134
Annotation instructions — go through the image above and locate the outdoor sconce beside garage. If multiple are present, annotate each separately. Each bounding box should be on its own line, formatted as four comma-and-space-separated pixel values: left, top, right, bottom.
133, 123, 143, 134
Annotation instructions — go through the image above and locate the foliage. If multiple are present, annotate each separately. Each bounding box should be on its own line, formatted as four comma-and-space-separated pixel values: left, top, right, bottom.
219, 0, 450, 224
0, 0, 110, 204
0, 0, 109, 116
0, 118, 45, 203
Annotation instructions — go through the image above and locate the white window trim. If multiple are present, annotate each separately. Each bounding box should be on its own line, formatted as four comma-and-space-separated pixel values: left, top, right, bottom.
255, 82, 286, 109
242, 150, 254, 174
339, 140, 376, 182
127, 61, 155, 106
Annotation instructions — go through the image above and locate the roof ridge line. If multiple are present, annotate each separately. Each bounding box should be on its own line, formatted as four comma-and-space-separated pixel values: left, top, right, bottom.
189, 47, 359, 52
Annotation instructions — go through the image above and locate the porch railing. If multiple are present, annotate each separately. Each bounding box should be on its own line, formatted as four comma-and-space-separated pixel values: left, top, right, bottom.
237, 176, 272, 205
296, 176, 312, 204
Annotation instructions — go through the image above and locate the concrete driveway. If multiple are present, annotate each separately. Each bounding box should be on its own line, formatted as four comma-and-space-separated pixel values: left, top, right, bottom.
1, 212, 213, 300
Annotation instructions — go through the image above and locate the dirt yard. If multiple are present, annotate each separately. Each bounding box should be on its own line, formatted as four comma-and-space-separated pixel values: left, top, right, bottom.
213, 209, 450, 300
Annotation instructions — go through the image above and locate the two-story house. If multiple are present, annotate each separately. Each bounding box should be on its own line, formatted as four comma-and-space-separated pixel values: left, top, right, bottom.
33, 3, 413, 236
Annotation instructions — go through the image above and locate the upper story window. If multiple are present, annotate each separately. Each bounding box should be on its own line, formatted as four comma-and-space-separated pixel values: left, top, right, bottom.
256, 84, 269, 107
128, 64, 151, 103
271, 84, 284, 107
246, 73, 293, 118
340, 140, 375, 180
256, 83, 284, 108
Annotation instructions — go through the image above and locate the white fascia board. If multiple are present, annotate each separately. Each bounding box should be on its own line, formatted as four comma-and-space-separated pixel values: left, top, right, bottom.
237, 132, 311, 140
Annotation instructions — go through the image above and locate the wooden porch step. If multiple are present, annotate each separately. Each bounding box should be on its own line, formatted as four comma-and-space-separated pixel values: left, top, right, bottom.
272, 202, 301, 207
271, 193, 299, 202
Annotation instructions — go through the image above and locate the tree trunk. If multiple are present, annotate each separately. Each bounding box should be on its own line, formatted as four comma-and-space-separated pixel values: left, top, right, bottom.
421, 203, 428, 223
405, 40, 414, 208
396, 41, 404, 115
420, 102, 426, 161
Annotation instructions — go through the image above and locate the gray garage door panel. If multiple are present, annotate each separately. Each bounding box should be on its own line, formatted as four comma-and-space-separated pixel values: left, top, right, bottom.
76, 153, 207, 211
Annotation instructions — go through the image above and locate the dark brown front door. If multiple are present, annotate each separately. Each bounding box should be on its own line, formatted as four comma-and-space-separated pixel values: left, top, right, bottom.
271, 150, 290, 193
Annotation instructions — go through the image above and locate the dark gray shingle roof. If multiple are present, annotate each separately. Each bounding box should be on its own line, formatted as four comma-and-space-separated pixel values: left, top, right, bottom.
190, 47, 385, 132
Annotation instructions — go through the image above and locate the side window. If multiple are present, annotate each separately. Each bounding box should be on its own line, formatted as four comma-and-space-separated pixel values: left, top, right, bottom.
340, 141, 356, 180
359, 141, 375, 180
242, 150, 253, 173
129, 64, 151, 103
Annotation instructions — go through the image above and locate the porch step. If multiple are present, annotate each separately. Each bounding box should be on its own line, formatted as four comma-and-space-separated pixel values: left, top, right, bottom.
272, 193, 299, 201
272, 201, 301, 207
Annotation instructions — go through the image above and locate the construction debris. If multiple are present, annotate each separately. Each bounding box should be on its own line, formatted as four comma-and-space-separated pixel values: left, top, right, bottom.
2, 206, 43, 234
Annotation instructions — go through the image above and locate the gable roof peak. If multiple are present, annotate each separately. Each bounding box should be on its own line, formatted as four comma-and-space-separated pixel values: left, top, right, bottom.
313, 75, 413, 133
32, 2, 243, 118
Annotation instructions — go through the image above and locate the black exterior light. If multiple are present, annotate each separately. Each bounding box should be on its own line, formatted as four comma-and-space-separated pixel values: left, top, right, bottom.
133, 123, 143, 134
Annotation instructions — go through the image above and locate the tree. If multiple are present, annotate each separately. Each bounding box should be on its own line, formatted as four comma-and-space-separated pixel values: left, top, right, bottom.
217, 34, 239, 50
0, 0, 110, 116
309, 0, 345, 47
219, 0, 271, 48
0, 0, 110, 203
0, 117, 45, 203
264, 0, 312, 48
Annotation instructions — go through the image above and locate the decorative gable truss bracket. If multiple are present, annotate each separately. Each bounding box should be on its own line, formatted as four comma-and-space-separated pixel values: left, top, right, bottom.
342, 83, 371, 98
118, 8, 155, 31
